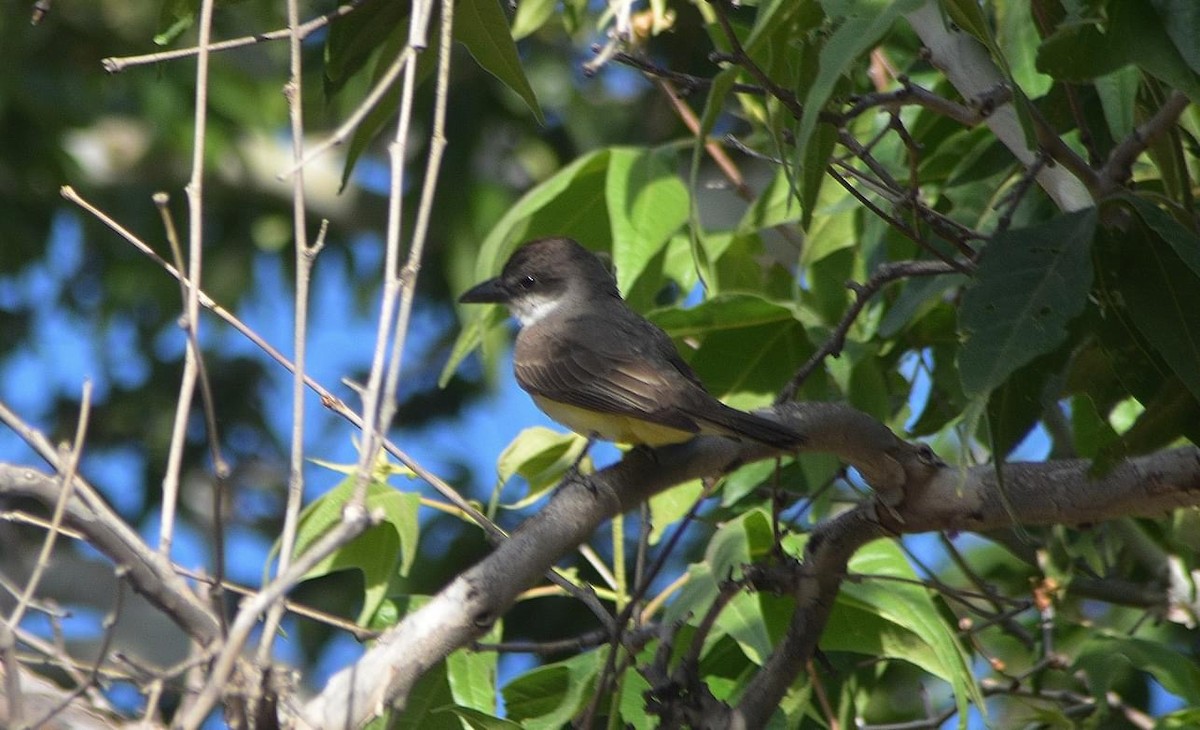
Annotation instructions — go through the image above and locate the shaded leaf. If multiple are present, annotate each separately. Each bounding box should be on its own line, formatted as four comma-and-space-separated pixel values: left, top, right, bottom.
455, 0, 544, 123
818, 539, 982, 724
324, 0, 409, 96
502, 651, 601, 728
958, 209, 1097, 396
792, 0, 922, 190
986, 341, 1073, 458
1036, 0, 1200, 104
1076, 634, 1200, 706
1104, 199, 1200, 402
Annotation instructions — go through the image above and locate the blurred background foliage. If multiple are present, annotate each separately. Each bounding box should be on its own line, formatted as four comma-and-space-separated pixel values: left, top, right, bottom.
1, 0, 1199, 726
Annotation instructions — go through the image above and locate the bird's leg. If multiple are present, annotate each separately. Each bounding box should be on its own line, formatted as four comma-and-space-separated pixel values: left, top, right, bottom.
562, 434, 597, 486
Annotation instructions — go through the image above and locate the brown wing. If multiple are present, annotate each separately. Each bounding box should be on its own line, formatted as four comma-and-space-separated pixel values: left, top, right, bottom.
513, 309, 706, 434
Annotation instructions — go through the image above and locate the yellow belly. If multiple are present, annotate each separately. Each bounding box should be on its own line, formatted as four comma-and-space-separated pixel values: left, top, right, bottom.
531, 396, 696, 446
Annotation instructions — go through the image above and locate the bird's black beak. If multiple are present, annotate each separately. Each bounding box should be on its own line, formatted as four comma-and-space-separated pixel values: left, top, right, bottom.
459, 277, 509, 304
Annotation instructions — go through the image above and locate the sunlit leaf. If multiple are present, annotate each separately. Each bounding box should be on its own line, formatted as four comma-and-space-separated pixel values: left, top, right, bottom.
607, 147, 689, 297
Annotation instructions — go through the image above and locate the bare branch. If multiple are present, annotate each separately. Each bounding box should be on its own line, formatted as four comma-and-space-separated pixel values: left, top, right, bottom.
0, 463, 221, 644
777, 259, 963, 403
100, 2, 361, 73
1099, 90, 1193, 194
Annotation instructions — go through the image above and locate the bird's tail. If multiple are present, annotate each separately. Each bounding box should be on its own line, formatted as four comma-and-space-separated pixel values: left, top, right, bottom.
695, 404, 804, 450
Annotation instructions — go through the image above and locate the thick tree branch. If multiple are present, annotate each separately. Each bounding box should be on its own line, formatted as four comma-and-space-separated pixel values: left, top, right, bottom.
298, 397, 1200, 727
723, 444, 1200, 726
0, 465, 221, 646
905, 1, 1094, 212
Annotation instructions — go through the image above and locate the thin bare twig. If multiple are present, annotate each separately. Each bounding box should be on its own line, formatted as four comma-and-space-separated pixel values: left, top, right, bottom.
279, 46, 416, 178
176, 508, 380, 729
0, 622, 22, 728
100, 2, 361, 73
347, 0, 435, 508
373, 0, 456, 497
777, 259, 961, 403
59, 185, 498, 539
158, 0, 218, 563
7, 381, 90, 632
255, 0, 325, 677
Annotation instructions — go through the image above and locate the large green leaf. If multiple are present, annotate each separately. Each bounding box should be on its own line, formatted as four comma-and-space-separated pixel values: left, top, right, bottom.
287, 473, 421, 625
324, 0, 410, 96
647, 478, 705, 544
510, 0, 557, 40
958, 208, 1097, 396
649, 294, 810, 408
502, 651, 601, 728
455, 0, 544, 123
393, 657, 461, 730
1036, 0, 1200, 104
446, 633, 501, 713
791, 0, 922, 192
985, 339, 1074, 458
1106, 199, 1200, 403
606, 147, 690, 297
1076, 634, 1200, 706
817, 539, 982, 726
496, 426, 588, 508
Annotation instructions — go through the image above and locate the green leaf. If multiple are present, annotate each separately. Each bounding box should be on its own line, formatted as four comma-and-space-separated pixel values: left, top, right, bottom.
393, 658, 461, 730
286, 474, 421, 624
606, 147, 690, 296
1036, 0, 1200, 104
511, 0, 557, 40
717, 591, 774, 666
1093, 66, 1141, 143
823, 540, 982, 724
324, 0, 409, 96
339, 20, 442, 190
738, 167, 803, 234
1076, 634, 1200, 706
985, 343, 1073, 458
1123, 195, 1200, 280
649, 294, 809, 408
1093, 379, 1200, 471
647, 479, 705, 544
994, 0, 1053, 97
440, 707, 523, 730
496, 427, 588, 508
455, 0, 544, 123
1105, 199, 1200, 402
800, 161, 858, 266
792, 0, 922, 187
704, 508, 773, 580
958, 209, 1097, 396
446, 625, 501, 712
502, 651, 601, 728
1152, 0, 1200, 75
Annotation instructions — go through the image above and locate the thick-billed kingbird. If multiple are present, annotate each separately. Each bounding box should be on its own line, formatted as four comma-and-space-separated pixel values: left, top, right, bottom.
459, 237, 803, 450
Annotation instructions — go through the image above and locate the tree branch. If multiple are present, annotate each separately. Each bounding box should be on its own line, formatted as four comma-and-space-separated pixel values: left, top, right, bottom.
297, 400, 1200, 726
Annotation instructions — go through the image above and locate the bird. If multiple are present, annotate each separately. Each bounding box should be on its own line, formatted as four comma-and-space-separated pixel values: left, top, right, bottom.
459, 237, 803, 450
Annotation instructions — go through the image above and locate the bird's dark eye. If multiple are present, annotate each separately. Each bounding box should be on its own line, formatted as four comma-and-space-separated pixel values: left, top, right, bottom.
518, 275, 536, 290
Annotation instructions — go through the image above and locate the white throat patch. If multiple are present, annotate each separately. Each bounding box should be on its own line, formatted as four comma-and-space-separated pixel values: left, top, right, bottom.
510, 293, 562, 326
